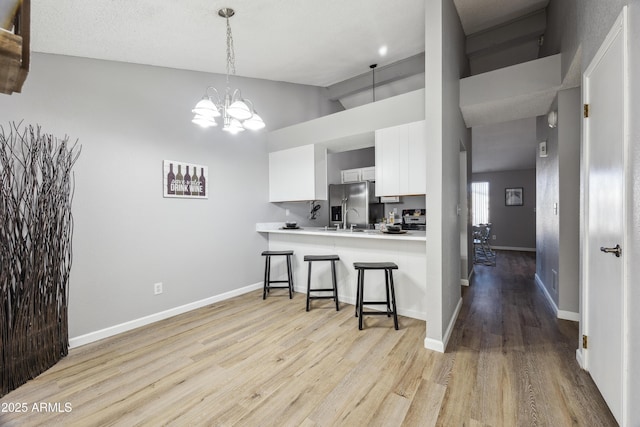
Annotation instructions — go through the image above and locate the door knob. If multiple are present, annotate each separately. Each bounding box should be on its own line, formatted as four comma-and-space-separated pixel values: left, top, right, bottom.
600, 244, 622, 257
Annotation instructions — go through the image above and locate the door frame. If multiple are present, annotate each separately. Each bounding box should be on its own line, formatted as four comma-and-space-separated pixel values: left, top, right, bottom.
580, 6, 629, 424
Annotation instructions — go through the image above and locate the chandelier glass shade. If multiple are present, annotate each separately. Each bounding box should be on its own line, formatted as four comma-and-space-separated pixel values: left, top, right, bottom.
192, 8, 265, 133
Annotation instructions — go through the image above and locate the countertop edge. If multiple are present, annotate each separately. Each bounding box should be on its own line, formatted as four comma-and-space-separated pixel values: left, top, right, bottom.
256, 225, 426, 241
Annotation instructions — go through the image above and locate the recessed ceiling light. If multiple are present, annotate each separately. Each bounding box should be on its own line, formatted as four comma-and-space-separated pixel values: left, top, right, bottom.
378, 45, 388, 56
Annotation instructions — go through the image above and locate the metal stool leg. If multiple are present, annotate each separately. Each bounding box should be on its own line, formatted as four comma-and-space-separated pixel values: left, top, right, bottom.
263, 256, 268, 300
331, 260, 339, 311
384, 269, 391, 317
286, 254, 293, 299
389, 269, 399, 330
358, 269, 365, 330
263, 255, 271, 299
355, 269, 361, 317
306, 260, 312, 311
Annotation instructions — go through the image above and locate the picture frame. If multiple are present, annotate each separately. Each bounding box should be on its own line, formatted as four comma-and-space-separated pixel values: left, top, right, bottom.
163, 160, 209, 199
505, 187, 523, 206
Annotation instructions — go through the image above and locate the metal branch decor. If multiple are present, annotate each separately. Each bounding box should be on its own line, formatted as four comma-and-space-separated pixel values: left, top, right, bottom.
0, 122, 80, 397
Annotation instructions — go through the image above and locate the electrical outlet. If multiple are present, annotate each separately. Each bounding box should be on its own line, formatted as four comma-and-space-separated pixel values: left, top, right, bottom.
285, 209, 290, 216
154, 282, 163, 295
492, 235, 496, 240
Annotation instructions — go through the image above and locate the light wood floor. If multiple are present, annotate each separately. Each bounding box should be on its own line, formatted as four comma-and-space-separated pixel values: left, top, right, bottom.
0, 251, 617, 426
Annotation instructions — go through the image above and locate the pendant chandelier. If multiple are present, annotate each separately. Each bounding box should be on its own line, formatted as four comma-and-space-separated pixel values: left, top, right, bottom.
192, 7, 265, 133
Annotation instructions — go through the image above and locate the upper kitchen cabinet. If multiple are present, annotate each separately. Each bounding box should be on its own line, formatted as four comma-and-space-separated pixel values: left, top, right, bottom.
375, 120, 426, 196
341, 166, 375, 183
269, 144, 327, 202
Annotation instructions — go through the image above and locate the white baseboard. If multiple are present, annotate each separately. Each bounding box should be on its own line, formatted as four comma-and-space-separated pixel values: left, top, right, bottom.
424, 337, 445, 352
461, 268, 474, 287
535, 273, 558, 314
534, 274, 579, 322
491, 246, 536, 252
557, 309, 580, 322
576, 348, 585, 369
424, 297, 463, 353
69, 281, 263, 348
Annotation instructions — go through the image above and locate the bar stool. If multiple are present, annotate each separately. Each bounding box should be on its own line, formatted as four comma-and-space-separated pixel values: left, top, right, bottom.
261, 250, 294, 299
353, 262, 399, 330
304, 254, 340, 311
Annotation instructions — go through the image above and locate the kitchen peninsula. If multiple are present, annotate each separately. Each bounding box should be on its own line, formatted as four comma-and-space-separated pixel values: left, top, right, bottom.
256, 224, 427, 321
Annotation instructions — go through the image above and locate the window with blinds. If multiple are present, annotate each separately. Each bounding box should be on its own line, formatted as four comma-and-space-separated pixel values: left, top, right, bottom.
472, 181, 489, 225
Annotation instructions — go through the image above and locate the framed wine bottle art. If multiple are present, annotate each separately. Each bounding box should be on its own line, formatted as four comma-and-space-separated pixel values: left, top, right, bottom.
163, 160, 208, 199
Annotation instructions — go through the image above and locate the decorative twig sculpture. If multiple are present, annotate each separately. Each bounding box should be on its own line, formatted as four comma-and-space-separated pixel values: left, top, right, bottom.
0, 122, 80, 397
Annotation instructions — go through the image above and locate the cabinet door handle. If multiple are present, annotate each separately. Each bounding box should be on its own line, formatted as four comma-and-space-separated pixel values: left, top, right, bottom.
600, 244, 622, 257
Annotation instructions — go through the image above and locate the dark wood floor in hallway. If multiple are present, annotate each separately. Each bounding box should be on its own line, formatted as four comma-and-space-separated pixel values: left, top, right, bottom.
0, 251, 618, 426
445, 250, 617, 426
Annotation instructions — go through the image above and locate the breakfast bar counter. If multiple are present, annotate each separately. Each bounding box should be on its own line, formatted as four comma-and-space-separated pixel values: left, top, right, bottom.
255, 223, 426, 241
257, 223, 427, 320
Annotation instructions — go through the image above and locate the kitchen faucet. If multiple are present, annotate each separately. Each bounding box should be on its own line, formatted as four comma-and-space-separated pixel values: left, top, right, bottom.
344, 207, 360, 230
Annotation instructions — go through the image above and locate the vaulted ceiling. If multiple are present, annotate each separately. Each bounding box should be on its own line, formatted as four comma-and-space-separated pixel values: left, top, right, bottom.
32, 0, 549, 88
31, 0, 554, 173
31, 0, 425, 87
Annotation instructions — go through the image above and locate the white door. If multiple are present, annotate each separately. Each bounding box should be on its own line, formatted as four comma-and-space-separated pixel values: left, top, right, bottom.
583, 7, 627, 424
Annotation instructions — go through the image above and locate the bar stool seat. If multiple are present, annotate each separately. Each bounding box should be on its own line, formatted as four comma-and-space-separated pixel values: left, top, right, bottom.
304, 254, 340, 311
262, 250, 294, 299
353, 262, 399, 330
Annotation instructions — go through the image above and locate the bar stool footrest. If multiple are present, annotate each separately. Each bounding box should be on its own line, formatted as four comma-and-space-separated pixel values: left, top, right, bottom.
361, 310, 393, 316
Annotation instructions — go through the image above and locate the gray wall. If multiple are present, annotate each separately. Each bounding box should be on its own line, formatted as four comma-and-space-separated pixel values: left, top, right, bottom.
424, 0, 470, 348
440, 0, 471, 345
472, 169, 536, 249
463, 144, 474, 280
542, 0, 579, 81
557, 88, 581, 314
536, 88, 581, 315
536, 100, 559, 302
0, 53, 336, 338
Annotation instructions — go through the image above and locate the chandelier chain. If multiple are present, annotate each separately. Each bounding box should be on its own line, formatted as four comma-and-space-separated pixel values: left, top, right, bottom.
191, 7, 265, 132
225, 14, 236, 84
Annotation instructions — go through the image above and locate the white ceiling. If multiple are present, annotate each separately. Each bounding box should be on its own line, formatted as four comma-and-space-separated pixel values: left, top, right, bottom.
453, 0, 549, 35
30, 0, 554, 174
31, 0, 552, 88
31, 0, 426, 87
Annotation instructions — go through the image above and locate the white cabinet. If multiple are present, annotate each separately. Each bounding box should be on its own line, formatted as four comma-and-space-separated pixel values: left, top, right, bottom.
361, 166, 376, 181
375, 120, 426, 196
341, 166, 376, 183
341, 168, 362, 183
269, 145, 327, 202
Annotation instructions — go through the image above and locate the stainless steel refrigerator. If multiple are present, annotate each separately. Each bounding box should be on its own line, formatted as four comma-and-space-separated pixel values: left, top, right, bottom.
328, 182, 383, 229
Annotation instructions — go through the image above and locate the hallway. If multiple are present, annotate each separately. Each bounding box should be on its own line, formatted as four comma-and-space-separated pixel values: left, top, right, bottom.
441, 250, 617, 425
